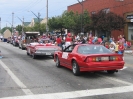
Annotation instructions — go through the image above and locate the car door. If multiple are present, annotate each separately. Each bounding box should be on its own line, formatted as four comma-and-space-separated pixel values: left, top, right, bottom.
60, 45, 74, 67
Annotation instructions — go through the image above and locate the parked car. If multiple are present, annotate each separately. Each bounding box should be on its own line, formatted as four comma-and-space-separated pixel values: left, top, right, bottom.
19, 32, 39, 50
26, 42, 61, 59
54, 44, 125, 76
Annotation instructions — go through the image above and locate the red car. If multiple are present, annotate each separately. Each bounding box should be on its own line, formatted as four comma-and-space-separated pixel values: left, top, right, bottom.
54, 44, 125, 76
26, 42, 61, 59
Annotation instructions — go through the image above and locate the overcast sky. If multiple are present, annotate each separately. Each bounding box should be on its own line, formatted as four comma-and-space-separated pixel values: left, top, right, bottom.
0, 0, 78, 28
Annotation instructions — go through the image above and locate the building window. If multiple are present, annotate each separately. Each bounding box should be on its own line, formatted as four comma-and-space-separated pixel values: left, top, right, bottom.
91, 11, 96, 15
102, 8, 110, 13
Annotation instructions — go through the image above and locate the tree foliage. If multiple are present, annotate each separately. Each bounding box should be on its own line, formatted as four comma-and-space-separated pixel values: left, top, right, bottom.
16, 25, 23, 34
23, 23, 47, 35
1, 27, 12, 34
48, 10, 91, 34
48, 16, 64, 33
91, 10, 125, 32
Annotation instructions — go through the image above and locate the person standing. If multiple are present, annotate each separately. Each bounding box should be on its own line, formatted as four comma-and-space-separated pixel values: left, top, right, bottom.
119, 35, 125, 44
56, 36, 62, 47
118, 42, 125, 55
115, 41, 119, 53
65, 34, 72, 48
109, 44, 115, 53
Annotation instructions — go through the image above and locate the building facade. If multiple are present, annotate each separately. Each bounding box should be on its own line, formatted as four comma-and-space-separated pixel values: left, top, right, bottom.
68, 0, 133, 43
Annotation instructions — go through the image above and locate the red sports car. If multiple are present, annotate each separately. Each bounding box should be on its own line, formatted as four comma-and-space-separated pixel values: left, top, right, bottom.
54, 44, 125, 76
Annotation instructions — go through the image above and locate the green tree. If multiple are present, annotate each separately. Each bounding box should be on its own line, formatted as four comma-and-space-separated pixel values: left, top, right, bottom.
23, 26, 34, 32
1, 27, 12, 34
48, 10, 91, 35
23, 23, 47, 35
16, 25, 22, 35
91, 10, 125, 34
48, 16, 64, 34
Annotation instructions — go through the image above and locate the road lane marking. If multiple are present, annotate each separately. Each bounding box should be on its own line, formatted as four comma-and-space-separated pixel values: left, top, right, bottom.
125, 63, 133, 67
0, 60, 33, 95
0, 85, 133, 99
120, 66, 127, 70
97, 74, 132, 85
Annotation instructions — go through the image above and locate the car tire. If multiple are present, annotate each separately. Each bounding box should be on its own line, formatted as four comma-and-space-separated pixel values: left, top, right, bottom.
72, 60, 80, 76
19, 45, 21, 49
107, 70, 115, 74
27, 52, 30, 56
51, 55, 54, 59
32, 54, 37, 59
56, 56, 61, 68
22, 47, 25, 50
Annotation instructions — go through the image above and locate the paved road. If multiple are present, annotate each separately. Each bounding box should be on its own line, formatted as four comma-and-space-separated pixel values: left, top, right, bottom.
0, 42, 133, 99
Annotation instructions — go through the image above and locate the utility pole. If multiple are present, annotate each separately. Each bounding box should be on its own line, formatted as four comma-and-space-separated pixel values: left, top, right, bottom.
77, 0, 84, 35
46, 0, 49, 33
38, 12, 41, 34
0, 17, 1, 31
12, 12, 14, 35
22, 17, 24, 34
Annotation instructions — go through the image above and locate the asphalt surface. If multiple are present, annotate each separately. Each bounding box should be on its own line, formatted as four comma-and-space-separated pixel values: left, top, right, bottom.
0, 42, 133, 99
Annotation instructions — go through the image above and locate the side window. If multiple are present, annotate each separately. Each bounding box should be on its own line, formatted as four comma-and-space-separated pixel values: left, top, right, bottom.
64, 45, 74, 52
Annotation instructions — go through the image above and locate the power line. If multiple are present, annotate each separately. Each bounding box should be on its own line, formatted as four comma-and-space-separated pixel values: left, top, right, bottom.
15, 0, 43, 13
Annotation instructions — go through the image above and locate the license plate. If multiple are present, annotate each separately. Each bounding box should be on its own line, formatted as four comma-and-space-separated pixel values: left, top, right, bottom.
101, 57, 109, 61
46, 53, 51, 55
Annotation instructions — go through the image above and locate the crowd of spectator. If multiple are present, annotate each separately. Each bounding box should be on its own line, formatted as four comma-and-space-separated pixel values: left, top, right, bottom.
36, 32, 132, 55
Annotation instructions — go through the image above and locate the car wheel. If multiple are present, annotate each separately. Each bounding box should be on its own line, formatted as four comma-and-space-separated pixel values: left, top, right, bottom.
19, 45, 21, 49
107, 70, 115, 74
51, 55, 54, 59
56, 56, 61, 68
32, 54, 37, 59
72, 60, 80, 76
22, 47, 25, 50
27, 52, 30, 56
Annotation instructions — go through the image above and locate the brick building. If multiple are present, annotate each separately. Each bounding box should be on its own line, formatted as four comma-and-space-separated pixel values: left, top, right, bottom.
68, 0, 133, 43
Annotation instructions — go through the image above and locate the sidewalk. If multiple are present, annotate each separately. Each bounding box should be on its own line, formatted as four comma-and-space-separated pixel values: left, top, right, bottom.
125, 45, 133, 50
124, 45, 133, 54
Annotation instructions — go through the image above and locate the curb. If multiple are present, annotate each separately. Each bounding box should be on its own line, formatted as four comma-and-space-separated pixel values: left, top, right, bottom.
124, 50, 133, 55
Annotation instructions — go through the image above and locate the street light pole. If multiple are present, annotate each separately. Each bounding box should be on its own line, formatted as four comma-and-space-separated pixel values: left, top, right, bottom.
12, 12, 14, 35
0, 17, 1, 31
46, 0, 49, 33
77, 0, 84, 35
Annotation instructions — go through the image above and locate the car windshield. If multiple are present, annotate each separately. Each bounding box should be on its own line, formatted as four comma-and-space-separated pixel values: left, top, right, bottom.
77, 45, 113, 54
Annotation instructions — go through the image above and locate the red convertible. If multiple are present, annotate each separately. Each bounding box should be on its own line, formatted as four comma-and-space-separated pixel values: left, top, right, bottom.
26, 42, 61, 59
54, 44, 125, 76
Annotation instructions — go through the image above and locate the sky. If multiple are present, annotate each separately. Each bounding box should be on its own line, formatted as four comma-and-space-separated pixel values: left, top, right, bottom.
0, 0, 79, 29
